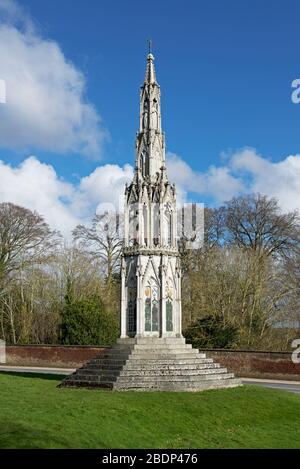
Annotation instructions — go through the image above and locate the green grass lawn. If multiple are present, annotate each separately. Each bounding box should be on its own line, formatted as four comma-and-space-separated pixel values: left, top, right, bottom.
0, 372, 300, 449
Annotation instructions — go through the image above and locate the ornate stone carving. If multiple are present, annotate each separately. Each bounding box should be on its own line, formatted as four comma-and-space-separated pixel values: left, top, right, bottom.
120, 50, 181, 338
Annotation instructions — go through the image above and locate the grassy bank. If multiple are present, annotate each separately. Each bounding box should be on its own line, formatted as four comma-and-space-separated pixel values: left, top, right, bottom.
0, 373, 299, 448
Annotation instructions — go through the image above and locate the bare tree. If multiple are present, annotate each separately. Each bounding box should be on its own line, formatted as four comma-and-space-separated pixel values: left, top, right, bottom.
283, 247, 300, 325
73, 211, 123, 285
0, 202, 59, 286
204, 207, 226, 249
0, 202, 60, 343
182, 194, 300, 350
225, 194, 300, 258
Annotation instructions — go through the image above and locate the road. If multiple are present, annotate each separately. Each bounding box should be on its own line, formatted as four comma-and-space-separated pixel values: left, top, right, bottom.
241, 377, 300, 394
0, 365, 75, 375
0, 365, 300, 393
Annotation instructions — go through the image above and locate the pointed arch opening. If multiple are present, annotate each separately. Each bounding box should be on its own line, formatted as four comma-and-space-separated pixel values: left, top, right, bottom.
153, 203, 160, 246
164, 202, 173, 247
166, 277, 174, 332
128, 203, 139, 246
144, 277, 160, 333
143, 203, 148, 246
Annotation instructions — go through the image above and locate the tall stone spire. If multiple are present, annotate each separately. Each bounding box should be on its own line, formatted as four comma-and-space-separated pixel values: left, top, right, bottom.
120, 48, 181, 340
61, 48, 241, 393
136, 50, 165, 180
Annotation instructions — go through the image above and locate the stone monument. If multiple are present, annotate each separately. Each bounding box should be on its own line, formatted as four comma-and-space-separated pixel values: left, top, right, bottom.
61, 49, 241, 391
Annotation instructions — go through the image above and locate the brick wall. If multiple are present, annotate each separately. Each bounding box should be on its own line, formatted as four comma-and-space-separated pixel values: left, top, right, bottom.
203, 349, 300, 381
5, 345, 107, 368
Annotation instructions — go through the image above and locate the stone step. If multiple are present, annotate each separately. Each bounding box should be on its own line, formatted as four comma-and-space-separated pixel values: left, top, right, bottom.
129, 352, 205, 360
117, 376, 238, 386
119, 367, 227, 377
124, 362, 219, 370
71, 369, 234, 383
94, 356, 130, 362
104, 346, 132, 352
116, 338, 137, 345
76, 368, 119, 376
100, 351, 131, 357
114, 377, 241, 391
63, 379, 114, 389
130, 346, 198, 353
126, 357, 212, 365
116, 371, 233, 383
89, 358, 128, 365
205, 372, 235, 380
83, 357, 213, 368
112, 345, 135, 350
75, 364, 223, 378
69, 374, 116, 383
138, 337, 186, 343
129, 350, 196, 356
69, 374, 99, 381
132, 343, 192, 350
117, 337, 186, 345
60, 339, 240, 393
81, 363, 125, 370
63, 373, 241, 391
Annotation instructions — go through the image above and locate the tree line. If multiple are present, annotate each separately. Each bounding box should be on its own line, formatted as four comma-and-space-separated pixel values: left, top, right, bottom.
0, 193, 299, 350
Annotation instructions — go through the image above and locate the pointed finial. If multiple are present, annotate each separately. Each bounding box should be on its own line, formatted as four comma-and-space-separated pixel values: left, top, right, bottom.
144, 39, 156, 83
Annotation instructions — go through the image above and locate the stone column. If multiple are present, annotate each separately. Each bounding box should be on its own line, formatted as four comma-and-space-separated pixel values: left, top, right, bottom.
160, 201, 164, 246
176, 263, 182, 337
124, 204, 129, 246
135, 257, 143, 337
138, 202, 143, 245
120, 257, 127, 338
160, 256, 167, 337
146, 203, 150, 247
172, 203, 177, 248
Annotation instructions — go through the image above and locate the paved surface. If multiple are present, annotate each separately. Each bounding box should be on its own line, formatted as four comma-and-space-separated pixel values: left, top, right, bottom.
242, 377, 300, 394
1, 366, 300, 393
0, 365, 75, 375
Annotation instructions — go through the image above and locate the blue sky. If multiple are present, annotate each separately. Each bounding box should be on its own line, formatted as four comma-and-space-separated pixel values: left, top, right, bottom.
0, 0, 300, 235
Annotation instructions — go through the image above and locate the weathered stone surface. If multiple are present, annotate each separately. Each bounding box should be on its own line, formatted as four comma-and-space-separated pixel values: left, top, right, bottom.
60, 53, 241, 394
60, 338, 241, 392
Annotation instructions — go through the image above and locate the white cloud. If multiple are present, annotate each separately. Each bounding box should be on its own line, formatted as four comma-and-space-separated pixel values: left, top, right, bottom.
0, 149, 299, 239
0, 0, 106, 157
79, 163, 133, 212
167, 151, 244, 203
167, 149, 300, 212
0, 157, 79, 236
0, 0, 33, 29
229, 148, 300, 212
0, 157, 133, 237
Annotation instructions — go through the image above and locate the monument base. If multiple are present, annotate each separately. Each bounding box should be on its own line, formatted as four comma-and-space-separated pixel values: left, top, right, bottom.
60, 337, 241, 391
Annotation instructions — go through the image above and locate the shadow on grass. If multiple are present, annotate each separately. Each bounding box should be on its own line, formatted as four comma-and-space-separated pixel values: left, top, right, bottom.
0, 371, 65, 381
0, 421, 71, 448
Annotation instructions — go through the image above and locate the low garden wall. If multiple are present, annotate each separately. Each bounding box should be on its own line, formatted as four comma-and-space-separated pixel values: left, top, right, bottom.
3, 345, 300, 380
203, 349, 300, 381
5, 345, 107, 368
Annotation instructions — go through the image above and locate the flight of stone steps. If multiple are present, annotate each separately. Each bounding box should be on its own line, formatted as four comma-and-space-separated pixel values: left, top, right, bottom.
61, 337, 241, 391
